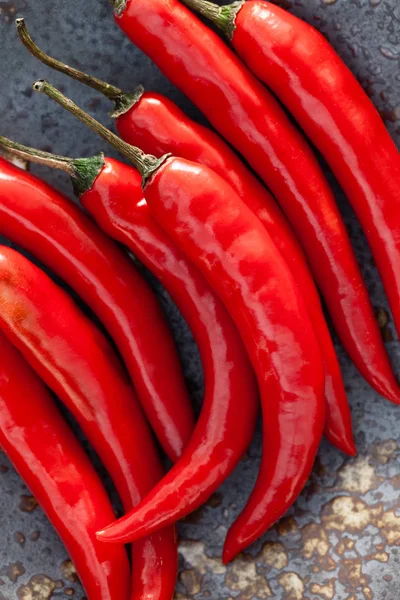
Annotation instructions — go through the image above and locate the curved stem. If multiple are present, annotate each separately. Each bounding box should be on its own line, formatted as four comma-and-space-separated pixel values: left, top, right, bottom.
0, 135, 105, 196
181, 0, 244, 39
0, 134, 75, 177
16, 18, 122, 101
32, 80, 170, 185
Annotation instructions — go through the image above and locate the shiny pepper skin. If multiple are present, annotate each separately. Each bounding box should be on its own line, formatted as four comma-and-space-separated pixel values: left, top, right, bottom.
0, 155, 194, 463
97, 156, 326, 562
225, 0, 400, 348
78, 156, 259, 533
112, 0, 400, 405
116, 89, 354, 455
0, 332, 130, 600
0, 245, 178, 600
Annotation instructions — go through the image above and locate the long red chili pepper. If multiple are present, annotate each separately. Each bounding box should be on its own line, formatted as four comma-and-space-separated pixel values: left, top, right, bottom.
0, 332, 130, 600
72, 157, 260, 526
182, 0, 400, 345
0, 144, 194, 464
15, 22, 355, 454
0, 137, 260, 547
89, 0, 400, 404
0, 245, 178, 600
38, 81, 326, 560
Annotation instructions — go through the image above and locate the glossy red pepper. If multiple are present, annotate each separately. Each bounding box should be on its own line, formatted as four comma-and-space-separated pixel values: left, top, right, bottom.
0, 152, 194, 463
0, 332, 130, 600
80, 157, 259, 526
15, 24, 354, 454
183, 0, 400, 346
97, 0, 400, 404
98, 149, 326, 560
43, 91, 327, 559
0, 245, 178, 600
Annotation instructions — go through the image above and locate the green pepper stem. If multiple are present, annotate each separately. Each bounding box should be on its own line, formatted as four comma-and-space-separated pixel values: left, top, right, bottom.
0, 134, 105, 197
32, 79, 169, 185
0, 134, 75, 176
181, 0, 244, 39
111, 0, 128, 17
16, 18, 142, 117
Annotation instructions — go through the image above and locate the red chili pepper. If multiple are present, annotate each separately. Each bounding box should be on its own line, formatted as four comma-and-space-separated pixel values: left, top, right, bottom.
15, 23, 354, 454
79, 157, 260, 526
182, 0, 400, 348
0, 245, 178, 600
0, 136, 260, 538
105, 153, 326, 560
90, 0, 400, 404
41, 83, 326, 560
0, 331, 131, 600
0, 151, 194, 464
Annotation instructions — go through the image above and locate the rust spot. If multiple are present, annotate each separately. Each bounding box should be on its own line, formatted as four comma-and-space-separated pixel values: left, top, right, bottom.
60, 560, 78, 583
225, 560, 272, 598
335, 457, 378, 494
372, 440, 397, 464
322, 496, 382, 533
64, 590, 75, 596
335, 537, 355, 556
178, 541, 226, 577
301, 523, 330, 559
17, 575, 61, 600
29, 531, 41, 542
376, 509, 400, 545
15, 532, 26, 546
338, 559, 369, 589
179, 569, 202, 596
19, 495, 38, 513
277, 572, 305, 600
310, 579, 336, 600
366, 551, 389, 563
0, 465, 9, 474
363, 586, 373, 600
259, 541, 288, 570
1, 561, 25, 583
277, 517, 298, 537
391, 474, 400, 489
0, 1, 26, 24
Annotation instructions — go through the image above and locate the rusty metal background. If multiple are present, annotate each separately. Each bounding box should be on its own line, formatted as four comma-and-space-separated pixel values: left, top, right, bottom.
0, 0, 399, 598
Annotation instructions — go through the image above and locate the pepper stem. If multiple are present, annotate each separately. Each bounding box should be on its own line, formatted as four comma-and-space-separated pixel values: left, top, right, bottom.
0, 135, 75, 177
111, 0, 128, 17
16, 18, 142, 117
32, 80, 170, 185
181, 0, 244, 39
0, 134, 105, 196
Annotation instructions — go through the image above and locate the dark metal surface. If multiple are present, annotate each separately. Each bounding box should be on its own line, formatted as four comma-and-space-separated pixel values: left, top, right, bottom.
0, 0, 399, 598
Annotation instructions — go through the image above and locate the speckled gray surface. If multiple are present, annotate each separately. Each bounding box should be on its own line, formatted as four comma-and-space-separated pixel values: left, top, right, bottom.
0, 0, 399, 598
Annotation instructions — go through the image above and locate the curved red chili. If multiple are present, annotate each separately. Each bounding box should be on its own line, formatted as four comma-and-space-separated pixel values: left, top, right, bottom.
183, 0, 400, 347
14, 23, 354, 453
0, 152, 194, 463
80, 157, 259, 526
0, 332, 130, 600
100, 149, 326, 560
43, 89, 326, 559
0, 245, 178, 600
98, 0, 400, 404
